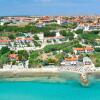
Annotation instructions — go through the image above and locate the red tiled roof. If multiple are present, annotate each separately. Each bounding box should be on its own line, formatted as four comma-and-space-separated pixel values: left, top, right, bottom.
0, 40, 11, 43
9, 54, 17, 58
9, 54, 18, 60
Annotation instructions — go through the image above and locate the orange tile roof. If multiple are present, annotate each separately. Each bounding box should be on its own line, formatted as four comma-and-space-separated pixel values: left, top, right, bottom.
65, 57, 78, 61
16, 37, 24, 40
24, 38, 33, 40
74, 47, 94, 51
74, 48, 85, 51
16, 38, 33, 41
0, 40, 11, 42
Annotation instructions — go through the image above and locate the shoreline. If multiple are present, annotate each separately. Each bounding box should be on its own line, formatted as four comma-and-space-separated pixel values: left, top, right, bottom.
0, 68, 81, 79
0, 67, 99, 79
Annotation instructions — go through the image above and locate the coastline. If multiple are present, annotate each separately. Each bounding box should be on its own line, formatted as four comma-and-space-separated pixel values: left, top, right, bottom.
0, 67, 99, 82
0, 68, 80, 82
0, 67, 100, 76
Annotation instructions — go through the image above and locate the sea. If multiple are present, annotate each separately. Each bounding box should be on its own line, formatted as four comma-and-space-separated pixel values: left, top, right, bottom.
0, 74, 100, 100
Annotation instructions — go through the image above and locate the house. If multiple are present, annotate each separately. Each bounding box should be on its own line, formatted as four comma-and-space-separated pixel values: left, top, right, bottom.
73, 48, 85, 54
61, 57, 78, 66
84, 25, 100, 31
9, 54, 19, 61
73, 47, 94, 54
15, 37, 34, 48
0, 38, 11, 49
16, 37, 33, 43
85, 47, 94, 53
45, 36, 65, 44
45, 32, 65, 44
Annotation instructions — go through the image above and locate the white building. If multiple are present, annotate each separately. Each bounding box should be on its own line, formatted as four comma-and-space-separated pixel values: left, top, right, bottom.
61, 57, 78, 66
83, 57, 93, 67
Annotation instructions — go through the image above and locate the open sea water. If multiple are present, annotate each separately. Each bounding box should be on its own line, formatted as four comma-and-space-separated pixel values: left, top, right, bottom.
0, 79, 100, 100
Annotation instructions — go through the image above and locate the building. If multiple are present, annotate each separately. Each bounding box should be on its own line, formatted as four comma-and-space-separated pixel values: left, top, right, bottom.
83, 57, 92, 66
45, 31, 65, 44
45, 36, 65, 44
9, 54, 19, 61
61, 57, 78, 66
84, 25, 100, 31
85, 47, 94, 53
73, 47, 94, 54
0, 39, 11, 49
16, 37, 33, 43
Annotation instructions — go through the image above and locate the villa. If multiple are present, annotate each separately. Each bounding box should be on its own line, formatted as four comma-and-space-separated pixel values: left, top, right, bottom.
84, 25, 100, 31
45, 32, 65, 44
9, 54, 19, 61
16, 37, 33, 43
61, 57, 79, 66
0, 38, 11, 49
73, 47, 94, 54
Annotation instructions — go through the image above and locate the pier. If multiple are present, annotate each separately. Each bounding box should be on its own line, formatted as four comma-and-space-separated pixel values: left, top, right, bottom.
58, 65, 96, 86
80, 73, 89, 86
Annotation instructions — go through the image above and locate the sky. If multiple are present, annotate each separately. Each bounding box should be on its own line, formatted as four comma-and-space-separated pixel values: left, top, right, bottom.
0, 0, 100, 16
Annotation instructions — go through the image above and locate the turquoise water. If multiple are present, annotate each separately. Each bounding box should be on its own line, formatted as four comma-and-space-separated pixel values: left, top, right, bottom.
0, 80, 100, 100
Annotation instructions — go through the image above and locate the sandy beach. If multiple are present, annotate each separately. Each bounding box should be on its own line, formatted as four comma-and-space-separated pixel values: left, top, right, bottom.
0, 67, 99, 80
0, 68, 81, 80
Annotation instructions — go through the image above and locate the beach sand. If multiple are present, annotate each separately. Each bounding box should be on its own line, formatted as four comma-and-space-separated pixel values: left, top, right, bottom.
0, 68, 80, 83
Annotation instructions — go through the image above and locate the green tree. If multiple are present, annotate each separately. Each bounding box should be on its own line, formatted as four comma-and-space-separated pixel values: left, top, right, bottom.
8, 34, 15, 40
33, 34, 39, 40
18, 50, 29, 61
29, 51, 42, 68
75, 29, 83, 34
0, 47, 10, 55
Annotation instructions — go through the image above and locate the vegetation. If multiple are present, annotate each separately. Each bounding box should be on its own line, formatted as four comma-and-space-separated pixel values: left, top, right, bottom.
0, 19, 100, 68
89, 53, 100, 67
29, 51, 42, 68
62, 22, 77, 29
0, 47, 10, 68
44, 41, 82, 53
60, 30, 74, 40
8, 34, 15, 40
0, 24, 62, 34
18, 50, 29, 61
95, 48, 100, 52
44, 32, 56, 37
33, 35, 39, 40
75, 29, 83, 34
0, 47, 10, 55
